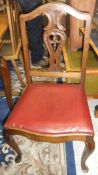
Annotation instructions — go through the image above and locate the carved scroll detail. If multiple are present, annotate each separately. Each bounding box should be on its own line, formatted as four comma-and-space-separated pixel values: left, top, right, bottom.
43, 11, 66, 70
43, 11, 66, 31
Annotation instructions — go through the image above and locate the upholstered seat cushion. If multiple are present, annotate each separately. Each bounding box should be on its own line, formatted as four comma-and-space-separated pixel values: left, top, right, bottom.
4, 83, 94, 135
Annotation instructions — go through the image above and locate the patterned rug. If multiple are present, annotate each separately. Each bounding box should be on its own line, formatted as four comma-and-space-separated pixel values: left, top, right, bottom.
0, 135, 66, 175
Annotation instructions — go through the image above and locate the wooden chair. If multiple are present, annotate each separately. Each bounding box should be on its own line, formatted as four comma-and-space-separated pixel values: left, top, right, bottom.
0, 2, 13, 108
0, 57, 13, 108
0, 0, 25, 88
3, 3, 95, 173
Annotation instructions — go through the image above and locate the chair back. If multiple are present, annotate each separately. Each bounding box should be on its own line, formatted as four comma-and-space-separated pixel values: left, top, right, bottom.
20, 2, 91, 86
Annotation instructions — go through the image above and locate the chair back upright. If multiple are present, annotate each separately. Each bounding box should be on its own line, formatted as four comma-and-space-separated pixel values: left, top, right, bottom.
20, 2, 91, 86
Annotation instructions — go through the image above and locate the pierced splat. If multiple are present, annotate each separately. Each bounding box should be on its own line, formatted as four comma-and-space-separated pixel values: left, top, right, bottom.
43, 11, 66, 70
44, 28, 66, 70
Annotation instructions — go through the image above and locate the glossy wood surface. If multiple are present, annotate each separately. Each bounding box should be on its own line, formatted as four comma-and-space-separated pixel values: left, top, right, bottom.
0, 57, 13, 108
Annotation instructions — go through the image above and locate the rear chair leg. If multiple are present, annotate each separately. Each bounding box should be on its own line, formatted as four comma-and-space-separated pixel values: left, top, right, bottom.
81, 137, 95, 173
4, 130, 21, 163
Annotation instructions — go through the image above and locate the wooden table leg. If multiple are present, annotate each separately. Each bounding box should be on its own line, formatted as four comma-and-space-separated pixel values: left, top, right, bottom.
0, 57, 13, 108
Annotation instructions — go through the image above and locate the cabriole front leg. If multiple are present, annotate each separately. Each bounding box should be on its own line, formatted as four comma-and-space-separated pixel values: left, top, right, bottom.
81, 136, 95, 173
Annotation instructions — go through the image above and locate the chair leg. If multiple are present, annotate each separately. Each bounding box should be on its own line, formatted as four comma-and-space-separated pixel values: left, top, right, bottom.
0, 57, 13, 108
4, 130, 22, 163
81, 136, 95, 173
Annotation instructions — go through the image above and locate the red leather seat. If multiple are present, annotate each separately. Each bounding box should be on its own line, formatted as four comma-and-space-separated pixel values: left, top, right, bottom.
4, 83, 93, 135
